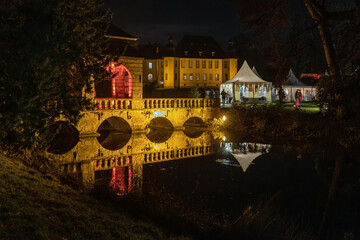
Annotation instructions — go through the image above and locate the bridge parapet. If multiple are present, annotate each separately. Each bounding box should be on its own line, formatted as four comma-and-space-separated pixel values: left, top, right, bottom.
94, 98, 219, 111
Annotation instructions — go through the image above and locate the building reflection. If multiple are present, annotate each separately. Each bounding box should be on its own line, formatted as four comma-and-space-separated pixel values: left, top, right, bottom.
48, 129, 219, 194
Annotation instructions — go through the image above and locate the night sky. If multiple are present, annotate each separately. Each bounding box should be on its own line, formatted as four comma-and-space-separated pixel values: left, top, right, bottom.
104, 0, 242, 46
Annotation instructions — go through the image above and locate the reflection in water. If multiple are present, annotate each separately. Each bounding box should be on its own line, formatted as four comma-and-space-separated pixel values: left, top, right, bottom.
47, 121, 79, 154
97, 130, 132, 150
109, 166, 132, 196
183, 128, 204, 138
145, 128, 173, 143
217, 142, 271, 172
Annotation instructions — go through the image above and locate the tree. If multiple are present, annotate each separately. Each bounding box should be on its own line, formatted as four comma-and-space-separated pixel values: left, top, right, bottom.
230, 0, 360, 118
0, 0, 110, 152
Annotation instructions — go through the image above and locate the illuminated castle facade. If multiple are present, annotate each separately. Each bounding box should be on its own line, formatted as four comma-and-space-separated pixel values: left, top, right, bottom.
142, 36, 238, 89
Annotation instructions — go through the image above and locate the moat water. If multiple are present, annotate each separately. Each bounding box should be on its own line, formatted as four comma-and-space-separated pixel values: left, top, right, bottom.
53, 129, 360, 239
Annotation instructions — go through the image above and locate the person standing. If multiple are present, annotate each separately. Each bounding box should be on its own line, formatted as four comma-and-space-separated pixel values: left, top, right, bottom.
221, 89, 226, 106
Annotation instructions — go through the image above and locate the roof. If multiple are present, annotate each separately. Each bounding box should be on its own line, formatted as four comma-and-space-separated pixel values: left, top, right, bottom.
175, 35, 227, 58
224, 60, 270, 84
252, 66, 261, 78
283, 69, 311, 87
103, 23, 140, 57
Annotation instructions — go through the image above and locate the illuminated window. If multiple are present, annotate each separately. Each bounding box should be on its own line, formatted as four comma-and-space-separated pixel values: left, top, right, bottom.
202, 60, 206, 68
196, 73, 199, 81
189, 74, 193, 80
215, 73, 219, 81
165, 73, 168, 80
196, 60, 199, 68
165, 60, 168, 67
183, 73, 187, 80
181, 60, 185, 68
215, 60, 219, 68
199, 51, 202, 56
148, 62, 152, 69
209, 73, 213, 80
148, 73, 153, 81
189, 60, 193, 68
209, 60, 212, 68
211, 52, 215, 57
203, 74, 207, 81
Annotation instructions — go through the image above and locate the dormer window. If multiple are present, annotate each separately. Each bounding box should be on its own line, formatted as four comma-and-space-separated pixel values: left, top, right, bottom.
184, 51, 188, 56
211, 51, 215, 57
198, 51, 202, 56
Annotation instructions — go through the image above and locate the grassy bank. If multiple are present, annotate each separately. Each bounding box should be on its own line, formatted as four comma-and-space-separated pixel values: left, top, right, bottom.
0, 155, 193, 240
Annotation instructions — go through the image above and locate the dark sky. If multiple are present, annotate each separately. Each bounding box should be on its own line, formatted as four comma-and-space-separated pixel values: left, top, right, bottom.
104, 0, 242, 46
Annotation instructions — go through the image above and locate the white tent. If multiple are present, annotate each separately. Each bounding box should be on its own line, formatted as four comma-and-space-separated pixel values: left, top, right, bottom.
279, 69, 316, 102
220, 60, 272, 106
231, 152, 259, 172
252, 66, 261, 78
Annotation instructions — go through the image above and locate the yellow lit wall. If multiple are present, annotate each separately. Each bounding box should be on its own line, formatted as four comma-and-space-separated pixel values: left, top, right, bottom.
143, 59, 164, 86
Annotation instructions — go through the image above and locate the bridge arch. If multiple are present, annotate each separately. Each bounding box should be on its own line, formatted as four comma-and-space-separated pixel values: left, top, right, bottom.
47, 121, 79, 154
97, 116, 132, 151
183, 117, 205, 138
146, 117, 174, 143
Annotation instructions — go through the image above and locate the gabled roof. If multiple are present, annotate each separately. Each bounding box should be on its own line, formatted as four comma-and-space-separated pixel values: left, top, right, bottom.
105, 23, 137, 40
283, 69, 310, 86
225, 60, 270, 83
176, 35, 227, 58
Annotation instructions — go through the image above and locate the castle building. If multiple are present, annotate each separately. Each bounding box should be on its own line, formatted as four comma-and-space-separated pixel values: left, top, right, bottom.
141, 35, 238, 89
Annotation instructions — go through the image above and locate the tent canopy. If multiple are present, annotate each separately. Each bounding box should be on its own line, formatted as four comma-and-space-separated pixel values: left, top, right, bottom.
283, 69, 311, 87
224, 60, 269, 84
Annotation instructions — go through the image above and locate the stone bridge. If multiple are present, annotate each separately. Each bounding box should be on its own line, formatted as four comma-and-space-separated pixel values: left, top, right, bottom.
77, 98, 219, 136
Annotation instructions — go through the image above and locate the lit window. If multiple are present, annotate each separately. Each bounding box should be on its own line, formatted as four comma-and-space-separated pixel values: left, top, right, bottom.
199, 51, 202, 56
209, 60, 212, 68
196, 73, 199, 81
181, 60, 185, 68
211, 52, 215, 57
189, 60, 193, 68
165, 73, 168, 80
203, 74, 207, 81
148, 62, 152, 69
215, 60, 219, 69
189, 74, 193, 80
183, 73, 187, 80
148, 73, 153, 81
196, 60, 199, 68
215, 73, 219, 81
202, 60, 206, 68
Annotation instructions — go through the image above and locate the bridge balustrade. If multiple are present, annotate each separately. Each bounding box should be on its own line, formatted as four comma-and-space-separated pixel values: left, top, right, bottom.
95, 156, 132, 171
95, 99, 132, 110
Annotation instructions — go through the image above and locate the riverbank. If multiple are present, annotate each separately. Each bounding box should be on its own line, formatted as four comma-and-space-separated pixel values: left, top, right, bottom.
0, 154, 194, 240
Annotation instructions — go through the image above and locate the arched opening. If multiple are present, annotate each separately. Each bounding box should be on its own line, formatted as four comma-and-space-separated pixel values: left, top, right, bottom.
183, 117, 205, 138
146, 117, 174, 143
47, 121, 79, 154
95, 62, 133, 99
97, 117, 132, 150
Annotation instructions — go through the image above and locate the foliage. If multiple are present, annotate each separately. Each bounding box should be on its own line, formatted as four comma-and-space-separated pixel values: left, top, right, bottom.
0, 0, 111, 152
230, 0, 360, 120
188, 87, 201, 98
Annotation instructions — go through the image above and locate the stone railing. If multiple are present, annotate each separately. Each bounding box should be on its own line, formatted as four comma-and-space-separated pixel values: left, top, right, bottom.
95, 98, 132, 110
95, 155, 132, 171
143, 98, 218, 109
144, 145, 216, 164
